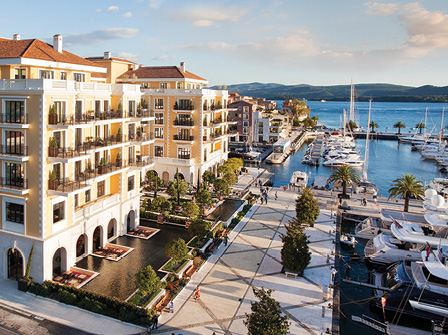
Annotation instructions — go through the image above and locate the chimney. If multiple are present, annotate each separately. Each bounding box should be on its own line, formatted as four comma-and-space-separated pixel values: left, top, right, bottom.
104, 51, 111, 59
53, 34, 62, 53
180, 62, 186, 72
13, 34, 20, 41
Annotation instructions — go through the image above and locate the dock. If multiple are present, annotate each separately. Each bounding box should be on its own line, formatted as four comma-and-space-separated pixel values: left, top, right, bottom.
309, 134, 324, 166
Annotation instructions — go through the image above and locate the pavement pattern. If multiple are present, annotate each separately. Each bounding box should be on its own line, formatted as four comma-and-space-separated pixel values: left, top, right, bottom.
153, 185, 336, 335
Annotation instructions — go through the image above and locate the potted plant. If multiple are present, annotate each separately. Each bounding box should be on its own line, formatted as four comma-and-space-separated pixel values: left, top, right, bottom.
116, 128, 122, 142
48, 170, 58, 190
116, 152, 122, 167
136, 151, 141, 162
174, 101, 178, 110
189, 100, 194, 110
48, 105, 57, 124
18, 243, 34, 292
137, 126, 142, 137
117, 103, 123, 118
49, 137, 59, 157
99, 157, 108, 174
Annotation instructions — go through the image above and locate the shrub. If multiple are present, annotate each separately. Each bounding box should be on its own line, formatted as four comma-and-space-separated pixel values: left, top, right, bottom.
57, 289, 77, 305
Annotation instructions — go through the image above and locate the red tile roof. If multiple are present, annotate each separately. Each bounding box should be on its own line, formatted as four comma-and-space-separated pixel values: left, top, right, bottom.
86, 56, 137, 65
117, 66, 206, 81
0, 39, 102, 68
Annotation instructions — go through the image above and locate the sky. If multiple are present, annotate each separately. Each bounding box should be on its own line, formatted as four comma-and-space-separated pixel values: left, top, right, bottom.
3, 0, 448, 87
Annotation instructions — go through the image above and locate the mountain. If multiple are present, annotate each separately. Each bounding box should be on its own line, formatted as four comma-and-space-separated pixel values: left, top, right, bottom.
210, 83, 448, 102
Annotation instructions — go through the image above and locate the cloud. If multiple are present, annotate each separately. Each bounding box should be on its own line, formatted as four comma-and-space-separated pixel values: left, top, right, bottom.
169, 4, 250, 27
365, 1, 398, 16
115, 52, 139, 62
106, 6, 119, 13
122, 12, 132, 18
147, 0, 164, 9
64, 28, 139, 46
150, 55, 177, 62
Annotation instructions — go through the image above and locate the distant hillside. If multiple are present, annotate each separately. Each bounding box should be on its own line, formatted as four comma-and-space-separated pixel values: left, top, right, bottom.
210, 83, 448, 102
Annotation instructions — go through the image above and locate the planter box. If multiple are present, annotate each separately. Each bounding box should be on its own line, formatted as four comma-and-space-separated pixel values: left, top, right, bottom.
49, 114, 58, 125
49, 147, 59, 158
48, 179, 59, 191
18, 278, 31, 292
98, 165, 108, 175
175, 259, 193, 278
199, 238, 213, 254
149, 289, 166, 310
116, 159, 122, 167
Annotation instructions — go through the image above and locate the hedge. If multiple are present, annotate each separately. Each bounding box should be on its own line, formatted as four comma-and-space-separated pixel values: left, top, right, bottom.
29, 281, 154, 325
140, 209, 214, 226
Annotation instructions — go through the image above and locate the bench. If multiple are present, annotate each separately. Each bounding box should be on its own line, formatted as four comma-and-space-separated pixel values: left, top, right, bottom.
155, 294, 171, 313
183, 264, 196, 279
285, 271, 298, 278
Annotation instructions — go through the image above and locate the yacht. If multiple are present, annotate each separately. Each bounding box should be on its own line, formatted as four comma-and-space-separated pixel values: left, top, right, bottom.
290, 171, 308, 188
372, 249, 448, 324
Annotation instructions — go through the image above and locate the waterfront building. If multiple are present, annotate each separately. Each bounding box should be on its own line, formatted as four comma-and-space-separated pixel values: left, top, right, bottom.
112, 62, 238, 185
228, 100, 257, 143
0, 35, 153, 283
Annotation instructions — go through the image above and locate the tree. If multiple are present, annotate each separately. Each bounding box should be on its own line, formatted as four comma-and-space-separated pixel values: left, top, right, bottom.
166, 179, 189, 202
214, 178, 230, 197
226, 157, 244, 171
388, 174, 425, 212
145, 170, 161, 198
290, 99, 310, 118
311, 115, 319, 122
393, 121, 406, 134
244, 287, 289, 335
182, 201, 200, 221
302, 116, 316, 129
280, 221, 311, 273
202, 171, 216, 187
217, 164, 233, 177
295, 188, 320, 227
151, 196, 171, 213
196, 185, 212, 206
165, 238, 189, 266
415, 122, 426, 134
327, 165, 360, 196
369, 121, 379, 132
346, 120, 358, 131
222, 172, 237, 186
187, 219, 212, 238
135, 265, 161, 296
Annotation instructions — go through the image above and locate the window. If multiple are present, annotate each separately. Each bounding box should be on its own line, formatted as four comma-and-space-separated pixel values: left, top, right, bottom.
60, 72, 67, 80
97, 181, 105, 198
178, 99, 192, 110
39, 70, 54, 79
74, 194, 79, 208
243, 114, 249, 120
5, 131, 24, 155
85, 190, 91, 203
154, 128, 164, 139
243, 121, 249, 127
178, 147, 191, 159
129, 100, 136, 114
177, 82, 182, 89
259, 128, 264, 134
154, 98, 164, 110
155, 113, 164, 125
73, 73, 85, 82
5, 162, 24, 187
14, 68, 26, 79
5, 101, 25, 123
243, 106, 249, 113
104, 100, 110, 112
53, 202, 64, 223
54, 101, 66, 123
155, 145, 164, 157
6, 202, 24, 224
243, 127, 248, 134
128, 176, 135, 191
160, 83, 168, 89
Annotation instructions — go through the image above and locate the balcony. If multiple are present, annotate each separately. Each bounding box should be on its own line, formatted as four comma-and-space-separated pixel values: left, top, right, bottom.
0, 113, 29, 125
128, 109, 155, 120
129, 133, 155, 144
0, 177, 29, 194
48, 110, 139, 127
212, 118, 223, 125
173, 135, 194, 142
129, 156, 155, 169
1, 146, 29, 157
173, 103, 194, 111
153, 156, 195, 166
173, 119, 194, 127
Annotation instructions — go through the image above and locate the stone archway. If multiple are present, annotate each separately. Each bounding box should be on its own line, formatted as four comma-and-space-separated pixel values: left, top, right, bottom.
76, 234, 87, 258
52, 247, 67, 276
92, 226, 102, 252
7, 248, 23, 280
175, 173, 185, 180
107, 219, 117, 240
162, 171, 169, 183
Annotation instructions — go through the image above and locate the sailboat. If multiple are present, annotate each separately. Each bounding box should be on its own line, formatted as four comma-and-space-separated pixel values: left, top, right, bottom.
356, 99, 378, 196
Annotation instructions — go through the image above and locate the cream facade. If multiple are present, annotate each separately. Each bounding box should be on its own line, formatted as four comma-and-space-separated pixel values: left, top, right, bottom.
0, 35, 154, 282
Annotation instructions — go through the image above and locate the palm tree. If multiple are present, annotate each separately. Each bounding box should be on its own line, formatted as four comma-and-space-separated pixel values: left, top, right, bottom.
327, 165, 360, 196
393, 121, 406, 135
415, 122, 426, 134
346, 120, 358, 131
369, 121, 379, 133
388, 174, 425, 212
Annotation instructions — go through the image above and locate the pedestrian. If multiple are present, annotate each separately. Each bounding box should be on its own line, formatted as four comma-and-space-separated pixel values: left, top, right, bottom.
345, 264, 351, 280
224, 234, 228, 246
153, 313, 159, 330
275, 191, 278, 200
265, 196, 269, 204
194, 285, 201, 301
169, 300, 174, 313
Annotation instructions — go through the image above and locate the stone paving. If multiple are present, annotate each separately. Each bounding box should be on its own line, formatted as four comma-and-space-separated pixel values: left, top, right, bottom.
153, 186, 336, 335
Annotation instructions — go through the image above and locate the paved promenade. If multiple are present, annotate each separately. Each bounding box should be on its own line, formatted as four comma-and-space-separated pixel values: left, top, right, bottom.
154, 185, 336, 335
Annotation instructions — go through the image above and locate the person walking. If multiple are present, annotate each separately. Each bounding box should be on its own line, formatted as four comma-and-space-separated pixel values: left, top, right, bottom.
275, 191, 278, 200
152, 313, 159, 330
194, 285, 201, 301
265, 196, 269, 204
169, 300, 174, 313
224, 234, 229, 246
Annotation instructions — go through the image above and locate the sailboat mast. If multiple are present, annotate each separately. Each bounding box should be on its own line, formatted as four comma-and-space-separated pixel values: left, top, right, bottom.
363, 99, 372, 180
424, 107, 428, 136
349, 80, 355, 121
439, 107, 445, 150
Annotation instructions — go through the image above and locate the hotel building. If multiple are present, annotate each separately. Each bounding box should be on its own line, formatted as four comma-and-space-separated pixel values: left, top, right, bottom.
0, 34, 154, 283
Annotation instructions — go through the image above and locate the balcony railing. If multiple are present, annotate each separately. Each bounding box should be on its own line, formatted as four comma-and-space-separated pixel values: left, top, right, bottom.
174, 119, 194, 126
173, 135, 194, 141
129, 133, 155, 142
1, 146, 28, 156
129, 157, 155, 168
0, 113, 28, 124
174, 104, 194, 111
48, 136, 128, 159
212, 118, 223, 125
0, 177, 28, 190
48, 109, 153, 126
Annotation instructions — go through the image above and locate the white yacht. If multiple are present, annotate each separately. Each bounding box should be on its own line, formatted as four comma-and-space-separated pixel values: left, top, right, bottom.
290, 171, 308, 188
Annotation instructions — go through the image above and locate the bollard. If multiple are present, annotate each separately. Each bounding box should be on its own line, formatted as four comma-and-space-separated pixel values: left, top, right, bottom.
322, 306, 325, 317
